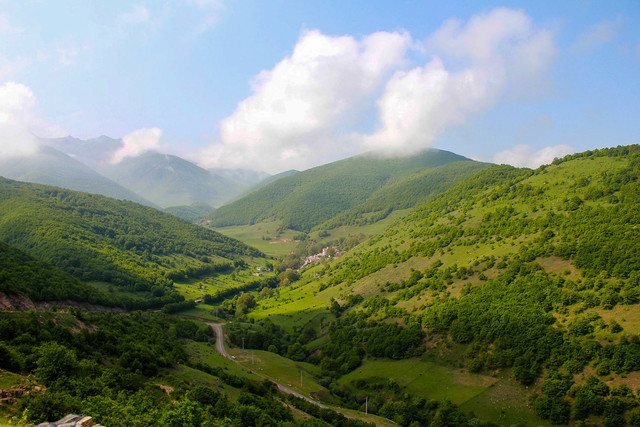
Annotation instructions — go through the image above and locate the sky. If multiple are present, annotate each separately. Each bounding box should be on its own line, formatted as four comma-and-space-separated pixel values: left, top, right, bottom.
0, 0, 639, 174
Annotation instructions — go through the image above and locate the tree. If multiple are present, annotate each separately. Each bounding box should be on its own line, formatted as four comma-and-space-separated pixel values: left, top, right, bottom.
35, 342, 78, 386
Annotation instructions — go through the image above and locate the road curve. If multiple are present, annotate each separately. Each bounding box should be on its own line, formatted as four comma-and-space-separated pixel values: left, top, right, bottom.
207, 323, 329, 409
207, 323, 229, 359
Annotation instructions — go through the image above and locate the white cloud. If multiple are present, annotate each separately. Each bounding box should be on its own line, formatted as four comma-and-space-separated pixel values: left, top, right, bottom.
359, 8, 556, 153
493, 144, 573, 168
111, 127, 162, 163
571, 16, 622, 52
0, 82, 39, 158
359, 58, 496, 151
199, 8, 556, 172
199, 30, 410, 172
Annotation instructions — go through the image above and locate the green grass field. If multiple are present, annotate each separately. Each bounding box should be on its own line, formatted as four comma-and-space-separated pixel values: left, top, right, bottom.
212, 221, 302, 257
460, 371, 551, 426
339, 358, 497, 405
231, 348, 331, 399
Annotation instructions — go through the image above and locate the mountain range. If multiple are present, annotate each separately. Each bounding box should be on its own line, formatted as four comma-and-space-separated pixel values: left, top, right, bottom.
0, 135, 271, 219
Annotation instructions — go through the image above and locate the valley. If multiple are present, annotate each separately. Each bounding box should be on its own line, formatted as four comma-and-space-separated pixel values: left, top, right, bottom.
1, 145, 640, 426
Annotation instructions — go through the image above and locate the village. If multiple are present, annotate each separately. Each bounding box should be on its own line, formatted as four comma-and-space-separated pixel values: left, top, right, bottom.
300, 246, 341, 269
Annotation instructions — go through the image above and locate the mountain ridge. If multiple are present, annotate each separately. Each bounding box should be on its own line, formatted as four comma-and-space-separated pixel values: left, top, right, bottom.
206, 148, 474, 232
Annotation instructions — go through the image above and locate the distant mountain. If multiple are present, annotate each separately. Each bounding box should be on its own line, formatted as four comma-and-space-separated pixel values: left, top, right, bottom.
0, 145, 155, 207
44, 136, 271, 208
206, 148, 473, 232
164, 202, 215, 222
214, 168, 270, 188
46, 134, 121, 169
317, 160, 490, 230
100, 152, 249, 208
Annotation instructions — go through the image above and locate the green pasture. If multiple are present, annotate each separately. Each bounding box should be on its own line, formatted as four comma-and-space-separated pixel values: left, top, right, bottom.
184, 341, 262, 383
339, 358, 497, 406
176, 305, 225, 321
231, 348, 329, 398
213, 221, 302, 257
0, 370, 27, 389
460, 372, 551, 426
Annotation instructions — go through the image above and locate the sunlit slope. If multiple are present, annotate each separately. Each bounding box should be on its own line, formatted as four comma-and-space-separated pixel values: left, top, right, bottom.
207, 148, 473, 232
247, 145, 640, 425
0, 178, 266, 300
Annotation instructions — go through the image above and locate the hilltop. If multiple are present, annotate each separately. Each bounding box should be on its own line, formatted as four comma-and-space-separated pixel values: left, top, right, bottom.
206, 148, 480, 233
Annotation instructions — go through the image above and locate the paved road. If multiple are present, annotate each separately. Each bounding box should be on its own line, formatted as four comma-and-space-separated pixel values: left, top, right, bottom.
207, 323, 328, 409
207, 323, 229, 359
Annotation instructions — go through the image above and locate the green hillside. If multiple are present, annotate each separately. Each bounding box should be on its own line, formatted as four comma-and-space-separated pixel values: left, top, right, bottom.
317, 160, 490, 230
0, 240, 118, 306
0, 178, 265, 305
164, 202, 215, 222
207, 148, 471, 232
213, 145, 640, 426
0, 310, 378, 426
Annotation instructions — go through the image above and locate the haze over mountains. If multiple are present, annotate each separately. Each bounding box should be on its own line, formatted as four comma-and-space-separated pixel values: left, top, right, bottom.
0, 135, 271, 217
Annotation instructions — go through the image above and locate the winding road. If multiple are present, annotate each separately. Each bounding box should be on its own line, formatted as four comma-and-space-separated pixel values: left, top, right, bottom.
207, 323, 328, 409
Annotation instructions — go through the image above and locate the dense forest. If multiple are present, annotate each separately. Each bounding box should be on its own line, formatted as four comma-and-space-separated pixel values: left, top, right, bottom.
0, 178, 264, 297
0, 309, 378, 426
206, 148, 471, 232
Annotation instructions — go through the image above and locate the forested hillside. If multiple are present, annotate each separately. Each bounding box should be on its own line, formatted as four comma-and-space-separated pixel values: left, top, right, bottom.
0, 241, 117, 306
0, 310, 378, 426
0, 179, 264, 302
229, 145, 640, 426
317, 160, 490, 230
207, 148, 471, 232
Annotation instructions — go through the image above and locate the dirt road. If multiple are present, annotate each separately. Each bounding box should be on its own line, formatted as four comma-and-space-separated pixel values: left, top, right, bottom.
207, 323, 328, 408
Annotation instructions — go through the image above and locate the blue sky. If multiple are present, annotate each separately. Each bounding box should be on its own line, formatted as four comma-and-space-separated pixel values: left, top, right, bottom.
0, 1, 638, 173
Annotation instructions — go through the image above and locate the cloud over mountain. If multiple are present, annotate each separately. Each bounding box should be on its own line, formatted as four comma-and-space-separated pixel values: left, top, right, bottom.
199, 29, 411, 173
111, 127, 163, 163
199, 8, 556, 172
359, 8, 556, 153
493, 144, 573, 168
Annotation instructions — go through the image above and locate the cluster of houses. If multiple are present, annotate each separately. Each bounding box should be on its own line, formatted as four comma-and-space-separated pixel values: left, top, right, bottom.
301, 246, 341, 269
252, 266, 271, 277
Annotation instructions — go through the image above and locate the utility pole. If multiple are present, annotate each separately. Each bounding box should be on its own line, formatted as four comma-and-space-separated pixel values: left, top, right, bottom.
242, 337, 245, 350
365, 396, 368, 414
300, 370, 303, 387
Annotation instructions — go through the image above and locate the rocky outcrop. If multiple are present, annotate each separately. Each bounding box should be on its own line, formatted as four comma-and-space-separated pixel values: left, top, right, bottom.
37, 414, 103, 427
0, 383, 45, 406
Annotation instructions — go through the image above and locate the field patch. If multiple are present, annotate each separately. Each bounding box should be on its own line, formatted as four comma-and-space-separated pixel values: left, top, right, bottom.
460, 373, 550, 426
339, 358, 497, 405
